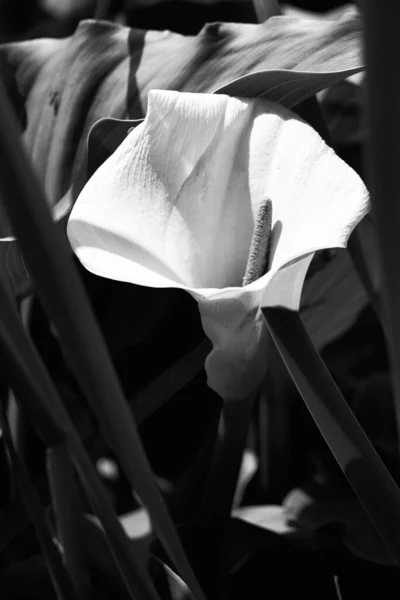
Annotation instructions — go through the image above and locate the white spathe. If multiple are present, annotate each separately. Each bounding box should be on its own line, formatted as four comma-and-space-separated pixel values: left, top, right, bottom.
68, 89, 369, 400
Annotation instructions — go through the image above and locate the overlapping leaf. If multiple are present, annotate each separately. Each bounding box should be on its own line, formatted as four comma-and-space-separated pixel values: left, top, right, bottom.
1, 13, 364, 206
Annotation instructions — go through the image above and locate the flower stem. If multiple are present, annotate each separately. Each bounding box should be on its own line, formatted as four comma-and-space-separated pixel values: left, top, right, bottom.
198, 392, 256, 600
201, 393, 256, 520
263, 306, 400, 566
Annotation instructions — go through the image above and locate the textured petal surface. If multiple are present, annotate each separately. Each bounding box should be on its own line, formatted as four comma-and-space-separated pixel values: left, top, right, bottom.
68, 89, 369, 399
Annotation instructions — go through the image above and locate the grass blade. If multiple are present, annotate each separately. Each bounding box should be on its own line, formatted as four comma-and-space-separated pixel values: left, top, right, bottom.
0, 308, 66, 447
262, 306, 400, 566
0, 78, 204, 600
362, 2, 400, 449
133, 340, 211, 424
0, 276, 160, 600
0, 408, 80, 600
47, 444, 90, 599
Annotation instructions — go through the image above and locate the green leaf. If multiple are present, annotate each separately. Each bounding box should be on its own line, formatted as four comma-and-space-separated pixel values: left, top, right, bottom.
1, 13, 363, 201
214, 67, 363, 107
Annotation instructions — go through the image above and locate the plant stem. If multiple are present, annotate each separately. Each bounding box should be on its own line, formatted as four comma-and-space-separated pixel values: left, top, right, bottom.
263, 306, 400, 566
0, 78, 205, 600
362, 1, 400, 452
201, 393, 256, 519
47, 444, 89, 599
198, 392, 256, 600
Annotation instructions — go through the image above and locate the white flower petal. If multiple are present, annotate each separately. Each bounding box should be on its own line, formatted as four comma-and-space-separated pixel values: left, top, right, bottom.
68, 89, 369, 400
199, 290, 268, 399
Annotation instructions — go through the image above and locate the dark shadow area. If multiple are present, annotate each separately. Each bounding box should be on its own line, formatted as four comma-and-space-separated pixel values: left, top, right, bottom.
126, 1, 257, 35
127, 26, 146, 118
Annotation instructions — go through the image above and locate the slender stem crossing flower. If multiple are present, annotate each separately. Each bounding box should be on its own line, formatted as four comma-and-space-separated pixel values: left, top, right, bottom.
67, 89, 369, 402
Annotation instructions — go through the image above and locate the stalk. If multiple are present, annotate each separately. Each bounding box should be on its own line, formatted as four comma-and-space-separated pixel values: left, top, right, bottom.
201, 392, 256, 519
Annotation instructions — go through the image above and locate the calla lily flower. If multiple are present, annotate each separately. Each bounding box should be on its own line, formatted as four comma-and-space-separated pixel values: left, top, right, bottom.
67, 89, 369, 401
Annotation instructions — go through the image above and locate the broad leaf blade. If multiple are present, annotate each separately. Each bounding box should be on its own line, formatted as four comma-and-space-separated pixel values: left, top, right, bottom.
214, 67, 363, 107
0, 14, 364, 204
